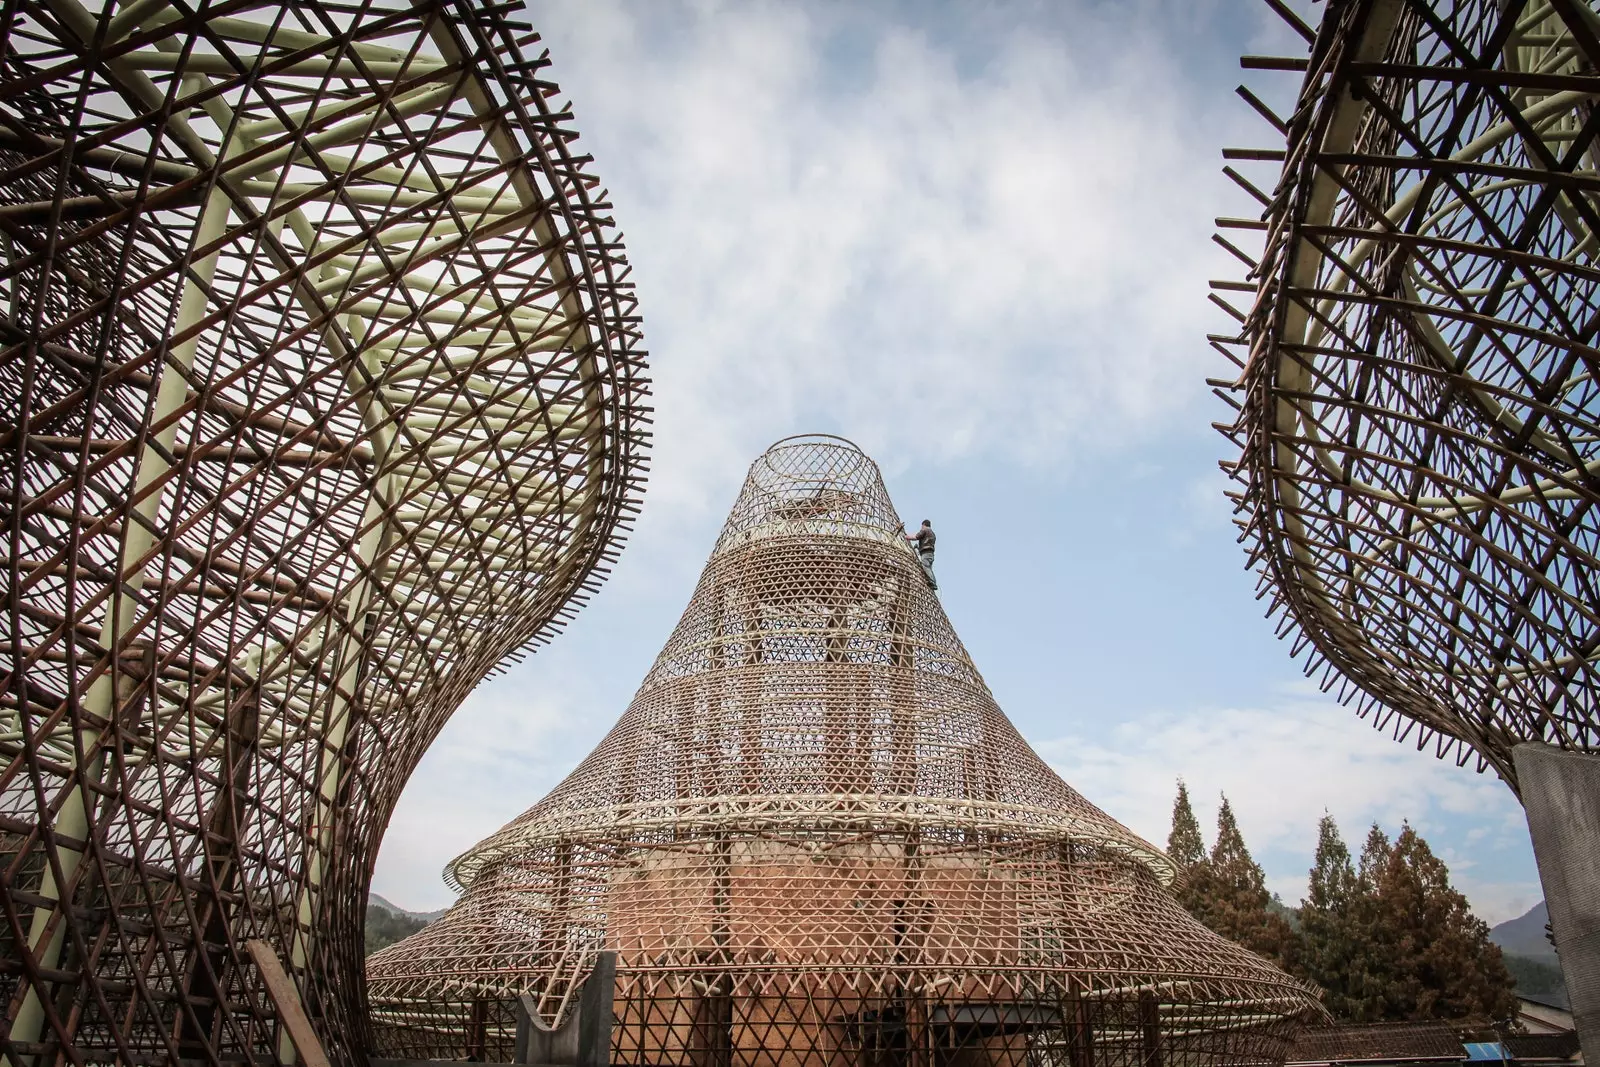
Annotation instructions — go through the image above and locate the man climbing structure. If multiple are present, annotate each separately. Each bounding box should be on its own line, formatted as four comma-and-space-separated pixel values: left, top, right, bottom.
901, 519, 938, 590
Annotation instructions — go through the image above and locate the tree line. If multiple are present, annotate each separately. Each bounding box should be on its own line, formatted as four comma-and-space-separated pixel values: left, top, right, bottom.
365, 903, 431, 955
1167, 781, 1519, 1023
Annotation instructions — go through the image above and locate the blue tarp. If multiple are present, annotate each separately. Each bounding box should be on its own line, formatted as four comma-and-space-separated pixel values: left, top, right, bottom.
1463, 1042, 1509, 1062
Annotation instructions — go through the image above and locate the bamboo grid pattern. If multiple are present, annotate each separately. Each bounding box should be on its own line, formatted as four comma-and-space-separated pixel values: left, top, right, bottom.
1212, 0, 1600, 789
367, 436, 1323, 1066
0, 2, 648, 1063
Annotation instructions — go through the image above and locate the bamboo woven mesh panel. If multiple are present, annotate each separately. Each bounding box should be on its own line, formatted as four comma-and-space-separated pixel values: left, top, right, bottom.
367, 436, 1323, 1065
0, 3, 648, 1061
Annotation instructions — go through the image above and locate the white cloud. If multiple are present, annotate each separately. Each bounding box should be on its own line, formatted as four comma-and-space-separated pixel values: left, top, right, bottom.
1036, 686, 1539, 923
533, 1, 1261, 528
371, 5, 1548, 937
372, 662, 597, 910
374, 2, 1546, 930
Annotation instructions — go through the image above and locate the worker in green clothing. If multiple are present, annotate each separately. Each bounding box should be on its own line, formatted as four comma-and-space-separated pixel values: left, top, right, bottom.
900, 519, 937, 590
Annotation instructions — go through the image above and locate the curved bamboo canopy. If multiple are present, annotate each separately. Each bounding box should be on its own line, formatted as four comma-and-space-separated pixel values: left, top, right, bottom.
1216, 0, 1600, 789
0, 2, 647, 1060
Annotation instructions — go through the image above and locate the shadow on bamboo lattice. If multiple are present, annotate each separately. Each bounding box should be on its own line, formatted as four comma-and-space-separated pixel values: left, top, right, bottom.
367, 436, 1323, 1066
0, 2, 648, 1062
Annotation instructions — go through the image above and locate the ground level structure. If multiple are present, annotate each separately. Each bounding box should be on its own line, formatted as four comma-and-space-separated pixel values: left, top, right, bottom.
367, 435, 1323, 1065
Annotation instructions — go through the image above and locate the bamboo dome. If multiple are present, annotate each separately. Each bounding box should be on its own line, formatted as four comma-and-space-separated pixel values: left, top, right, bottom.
368, 435, 1321, 1064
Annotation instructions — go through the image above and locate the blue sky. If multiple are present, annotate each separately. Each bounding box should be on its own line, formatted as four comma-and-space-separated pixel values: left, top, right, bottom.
372, 0, 1540, 925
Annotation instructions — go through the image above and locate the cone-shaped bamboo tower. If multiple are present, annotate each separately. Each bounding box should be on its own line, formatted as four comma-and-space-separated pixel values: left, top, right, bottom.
368, 435, 1321, 1063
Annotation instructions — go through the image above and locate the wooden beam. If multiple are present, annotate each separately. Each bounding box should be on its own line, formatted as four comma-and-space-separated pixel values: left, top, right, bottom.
244, 939, 332, 1067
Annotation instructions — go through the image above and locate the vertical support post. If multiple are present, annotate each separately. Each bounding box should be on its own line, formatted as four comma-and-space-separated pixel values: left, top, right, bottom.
1066, 997, 1095, 1067
904, 997, 929, 1067
701, 837, 734, 1067
467, 998, 490, 1060
578, 951, 618, 1067
1138, 992, 1161, 1067
889, 830, 926, 1067
1512, 742, 1599, 1062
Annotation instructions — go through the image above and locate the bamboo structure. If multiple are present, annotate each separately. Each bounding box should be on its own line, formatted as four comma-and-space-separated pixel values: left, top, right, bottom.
1212, 0, 1600, 1055
1214, 0, 1600, 785
0, 2, 648, 1063
367, 435, 1323, 1066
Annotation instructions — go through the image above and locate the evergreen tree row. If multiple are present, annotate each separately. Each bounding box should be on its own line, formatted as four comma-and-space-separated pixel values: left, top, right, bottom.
1167, 782, 1518, 1024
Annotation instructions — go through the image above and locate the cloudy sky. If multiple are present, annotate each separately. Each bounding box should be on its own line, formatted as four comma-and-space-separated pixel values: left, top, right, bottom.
372, 0, 1540, 925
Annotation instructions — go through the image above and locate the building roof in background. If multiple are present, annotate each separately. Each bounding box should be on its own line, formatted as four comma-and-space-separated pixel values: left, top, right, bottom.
1288, 1020, 1582, 1067
1519, 992, 1573, 1014
1289, 1022, 1467, 1065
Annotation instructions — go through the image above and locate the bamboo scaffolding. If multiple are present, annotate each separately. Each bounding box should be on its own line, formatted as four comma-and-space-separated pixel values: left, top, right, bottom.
367, 436, 1323, 1067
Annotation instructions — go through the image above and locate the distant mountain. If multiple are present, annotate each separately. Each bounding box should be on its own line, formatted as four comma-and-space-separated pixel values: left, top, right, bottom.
365, 893, 448, 956
1490, 900, 1571, 1005
1502, 953, 1569, 1006
369, 893, 449, 923
1491, 901, 1557, 963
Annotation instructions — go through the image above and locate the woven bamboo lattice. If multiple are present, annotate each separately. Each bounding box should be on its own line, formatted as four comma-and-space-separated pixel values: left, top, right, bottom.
0, 2, 647, 1063
367, 435, 1323, 1065
1213, 0, 1600, 788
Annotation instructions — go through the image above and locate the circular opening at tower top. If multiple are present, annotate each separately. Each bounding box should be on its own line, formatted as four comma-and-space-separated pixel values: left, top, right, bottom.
753, 434, 878, 498
708, 434, 901, 554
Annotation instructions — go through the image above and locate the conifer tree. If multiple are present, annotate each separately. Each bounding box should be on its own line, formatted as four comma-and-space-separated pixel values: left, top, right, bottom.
1358, 822, 1392, 887
1185, 796, 1298, 969
1367, 825, 1517, 1022
1297, 819, 1517, 1023
1307, 815, 1357, 909
1298, 815, 1382, 1020
1167, 780, 1215, 919
1168, 780, 1206, 870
